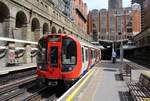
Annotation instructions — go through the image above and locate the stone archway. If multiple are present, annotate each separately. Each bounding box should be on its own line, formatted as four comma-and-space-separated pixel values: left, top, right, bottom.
58, 29, 62, 34
15, 11, 27, 40
31, 18, 40, 41
51, 26, 56, 34
0, 1, 10, 37
43, 23, 49, 35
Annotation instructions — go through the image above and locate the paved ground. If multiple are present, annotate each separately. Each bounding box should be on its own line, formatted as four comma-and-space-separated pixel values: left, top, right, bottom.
77, 61, 133, 101
0, 63, 36, 75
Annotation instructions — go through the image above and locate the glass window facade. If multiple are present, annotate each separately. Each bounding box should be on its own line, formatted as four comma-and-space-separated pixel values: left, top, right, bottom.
101, 15, 106, 33
117, 16, 122, 32
109, 15, 115, 33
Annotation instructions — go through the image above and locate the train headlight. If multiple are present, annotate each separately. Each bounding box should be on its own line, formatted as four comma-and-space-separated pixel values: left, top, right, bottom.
62, 65, 74, 72
38, 66, 42, 69
68, 67, 73, 71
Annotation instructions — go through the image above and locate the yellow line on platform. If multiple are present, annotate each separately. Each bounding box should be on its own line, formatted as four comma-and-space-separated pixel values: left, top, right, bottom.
66, 70, 93, 101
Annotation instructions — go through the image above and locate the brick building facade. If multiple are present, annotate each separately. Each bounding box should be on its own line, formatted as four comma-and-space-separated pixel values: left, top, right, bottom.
87, 8, 135, 41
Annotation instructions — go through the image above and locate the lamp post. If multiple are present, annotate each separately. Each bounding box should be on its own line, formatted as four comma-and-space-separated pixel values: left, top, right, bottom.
120, 35, 123, 64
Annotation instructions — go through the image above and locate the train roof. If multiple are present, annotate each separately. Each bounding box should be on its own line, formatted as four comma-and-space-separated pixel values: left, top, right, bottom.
40, 34, 101, 50
79, 40, 100, 50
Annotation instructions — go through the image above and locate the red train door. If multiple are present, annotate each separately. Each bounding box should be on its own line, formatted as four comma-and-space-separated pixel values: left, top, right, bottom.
47, 42, 62, 78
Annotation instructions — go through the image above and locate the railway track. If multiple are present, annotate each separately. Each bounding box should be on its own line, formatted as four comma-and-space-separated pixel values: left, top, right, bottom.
0, 70, 70, 101
22, 86, 48, 101
126, 58, 150, 69
0, 68, 36, 86
0, 75, 37, 101
21, 84, 66, 101
0, 79, 67, 101
0, 75, 37, 94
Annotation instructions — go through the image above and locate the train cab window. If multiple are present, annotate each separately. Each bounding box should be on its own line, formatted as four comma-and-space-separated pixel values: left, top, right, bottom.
37, 38, 47, 64
50, 46, 58, 67
62, 37, 77, 65
37, 38, 48, 70
82, 48, 84, 62
48, 35, 61, 42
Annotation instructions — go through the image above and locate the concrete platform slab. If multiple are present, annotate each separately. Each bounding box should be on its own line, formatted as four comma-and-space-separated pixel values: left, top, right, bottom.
77, 61, 132, 101
0, 63, 36, 75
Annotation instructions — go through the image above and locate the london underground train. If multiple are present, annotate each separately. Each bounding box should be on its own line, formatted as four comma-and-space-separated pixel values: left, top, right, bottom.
36, 34, 101, 86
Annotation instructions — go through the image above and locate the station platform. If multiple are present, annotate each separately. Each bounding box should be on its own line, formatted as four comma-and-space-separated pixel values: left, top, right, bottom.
0, 63, 36, 75
76, 61, 133, 101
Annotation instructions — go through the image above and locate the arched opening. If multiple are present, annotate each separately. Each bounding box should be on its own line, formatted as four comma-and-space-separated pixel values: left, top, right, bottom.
15, 11, 27, 40
16, 11, 27, 28
31, 18, 40, 41
0, 2, 10, 37
51, 26, 56, 34
43, 23, 49, 35
58, 29, 62, 34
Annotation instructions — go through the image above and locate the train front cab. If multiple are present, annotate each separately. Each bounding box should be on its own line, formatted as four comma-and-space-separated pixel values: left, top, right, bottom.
37, 34, 82, 85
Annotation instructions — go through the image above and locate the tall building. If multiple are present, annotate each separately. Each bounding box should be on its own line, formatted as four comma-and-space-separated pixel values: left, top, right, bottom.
132, 0, 150, 48
132, 3, 141, 35
143, 0, 150, 29
133, 0, 150, 30
50, 0, 72, 17
100, 9, 108, 34
91, 9, 99, 41
131, 0, 144, 31
87, 8, 136, 41
50, 0, 88, 34
71, 0, 88, 34
108, 0, 122, 9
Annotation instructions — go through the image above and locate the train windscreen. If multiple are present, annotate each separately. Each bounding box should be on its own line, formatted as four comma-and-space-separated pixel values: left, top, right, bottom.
61, 37, 77, 72
37, 38, 47, 70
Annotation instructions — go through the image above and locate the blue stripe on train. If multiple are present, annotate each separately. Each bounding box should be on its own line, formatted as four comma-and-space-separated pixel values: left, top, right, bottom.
90, 64, 95, 68
81, 64, 94, 76
82, 69, 88, 76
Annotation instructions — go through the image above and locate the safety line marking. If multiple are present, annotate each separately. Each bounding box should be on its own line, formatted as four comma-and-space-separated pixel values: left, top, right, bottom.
66, 70, 93, 101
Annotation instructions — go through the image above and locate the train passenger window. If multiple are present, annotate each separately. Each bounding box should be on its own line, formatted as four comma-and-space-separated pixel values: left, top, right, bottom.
86, 49, 88, 61
92, 50, 94, 59
50, 46, 58, 67
94, 51, 96, 58
82, 48, 84, 62
93, 51, 95, 58
62, 37, 77, 65
91, 50, 92, 59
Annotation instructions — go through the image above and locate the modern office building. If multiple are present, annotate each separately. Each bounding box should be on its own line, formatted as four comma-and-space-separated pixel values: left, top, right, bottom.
108, 0, 122, 9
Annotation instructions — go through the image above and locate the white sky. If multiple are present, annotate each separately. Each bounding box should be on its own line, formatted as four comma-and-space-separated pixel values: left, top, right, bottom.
84, 0, 131, 10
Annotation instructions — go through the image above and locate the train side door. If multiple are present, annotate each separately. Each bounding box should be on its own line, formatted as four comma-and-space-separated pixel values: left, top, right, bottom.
87, 48, 92, 70
83, 47, 89, 73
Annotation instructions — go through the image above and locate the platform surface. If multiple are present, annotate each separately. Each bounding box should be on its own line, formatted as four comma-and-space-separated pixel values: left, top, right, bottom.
77, 61, 133, 101
0, 63, 36, 75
